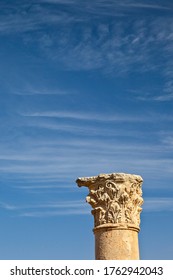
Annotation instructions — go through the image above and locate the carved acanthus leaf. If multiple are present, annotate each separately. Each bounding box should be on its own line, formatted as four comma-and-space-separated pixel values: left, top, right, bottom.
76, 173, 143, 228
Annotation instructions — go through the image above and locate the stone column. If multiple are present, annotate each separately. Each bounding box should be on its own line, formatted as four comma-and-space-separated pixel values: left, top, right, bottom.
76, 173, 143, 260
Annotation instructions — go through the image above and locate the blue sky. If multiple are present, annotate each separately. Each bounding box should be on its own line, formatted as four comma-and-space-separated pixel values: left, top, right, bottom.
0, 0, 173, 260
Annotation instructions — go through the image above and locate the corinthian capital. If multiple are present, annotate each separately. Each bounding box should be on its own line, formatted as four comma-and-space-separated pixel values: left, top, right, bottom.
76, 173, 143, 231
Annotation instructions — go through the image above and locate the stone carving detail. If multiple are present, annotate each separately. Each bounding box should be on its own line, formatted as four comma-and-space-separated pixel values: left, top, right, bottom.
76, 173, 143, 229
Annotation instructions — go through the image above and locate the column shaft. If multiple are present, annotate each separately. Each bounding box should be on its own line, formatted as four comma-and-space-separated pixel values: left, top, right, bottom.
94, 227, 139, 260
76, 173, 143, 260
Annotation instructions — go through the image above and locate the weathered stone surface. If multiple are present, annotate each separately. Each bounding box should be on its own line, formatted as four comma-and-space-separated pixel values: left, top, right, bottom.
95, 228, 139, 260
76, 173, 143, 230
76, 172, 143, 260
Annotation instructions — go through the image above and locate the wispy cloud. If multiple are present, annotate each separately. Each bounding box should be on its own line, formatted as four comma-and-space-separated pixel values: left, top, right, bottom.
0, 2, 73, 34
2, 196, 173, 217
13, 87, 74, 96
1, 0, 173, 102
0, 135, 173, 190
0, 107, 172, 191
22, 110, 147, 122
144, 197, 173, 212
124, 2, 170, 10
130, 89, 173, 102
0, 202, 17, 210
34, 16, 173, 103
21, 208, 89, 217
39, 0, 172, 14
0, 199, 90, 217
161, 136, 173, 147
23, 108, 173, 124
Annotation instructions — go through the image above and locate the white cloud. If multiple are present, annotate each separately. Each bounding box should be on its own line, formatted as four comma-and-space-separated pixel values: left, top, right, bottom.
21, 110, 153, 122
2, 196, 173, 218
0, 202, 17, 210
1, 0, 173, 98
13, 87, 74, 96
144, 197, 173, 212
0, 199, 90, 217
0, 138, 173, 187
21, 208, 89, 217
0, 2, 72, 34
125, 2, 170, 10
39, 0, 171, 15
160, 136, 173, 148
